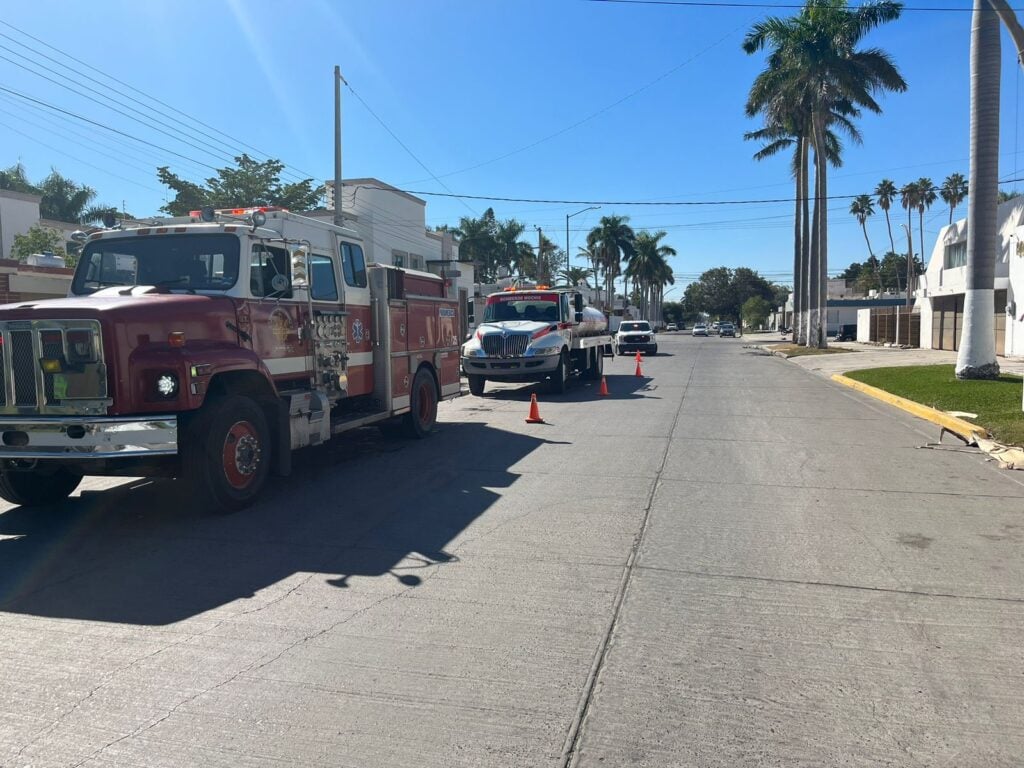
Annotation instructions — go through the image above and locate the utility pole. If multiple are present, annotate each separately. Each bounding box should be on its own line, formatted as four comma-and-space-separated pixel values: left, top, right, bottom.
334, 66, 347, 228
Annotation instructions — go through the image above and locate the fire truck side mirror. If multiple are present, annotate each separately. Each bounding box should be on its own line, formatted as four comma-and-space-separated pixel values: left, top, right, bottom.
290, 246, 309, 288
574, 294, 583, 313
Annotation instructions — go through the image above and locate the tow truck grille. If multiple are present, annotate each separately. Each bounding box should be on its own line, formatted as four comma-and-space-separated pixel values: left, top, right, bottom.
481, 333, 529, 357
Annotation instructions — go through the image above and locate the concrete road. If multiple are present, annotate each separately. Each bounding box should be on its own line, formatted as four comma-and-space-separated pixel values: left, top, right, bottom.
1, 334, 1022, 767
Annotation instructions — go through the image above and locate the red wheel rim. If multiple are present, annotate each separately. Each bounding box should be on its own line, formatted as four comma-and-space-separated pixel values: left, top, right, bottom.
417, 380, 436, 425
222, 420, 261, 489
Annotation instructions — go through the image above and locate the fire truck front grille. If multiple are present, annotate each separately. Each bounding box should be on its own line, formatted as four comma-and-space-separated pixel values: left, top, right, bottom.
0, 320, 109, 415
481, 333, 529, 357
11, 330, 38, 406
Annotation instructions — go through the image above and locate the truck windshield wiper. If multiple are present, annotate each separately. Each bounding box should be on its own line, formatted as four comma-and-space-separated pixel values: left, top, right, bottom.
153, 278, 196, 294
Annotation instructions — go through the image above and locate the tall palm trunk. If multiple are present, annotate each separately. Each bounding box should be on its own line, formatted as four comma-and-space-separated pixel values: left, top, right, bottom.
807, 153, 820, 349
905, 206, 914, 309
883, 207, 895, 256
957, 0, 1001, 378
792, 136, 804, 343
815, 114, 829, 349
799, 138, 811, 345
918, 206, 926, 303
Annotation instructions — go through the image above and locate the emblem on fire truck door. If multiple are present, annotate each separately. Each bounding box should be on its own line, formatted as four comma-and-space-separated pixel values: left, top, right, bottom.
352, 318, 365, 343
270, 309, 292, 344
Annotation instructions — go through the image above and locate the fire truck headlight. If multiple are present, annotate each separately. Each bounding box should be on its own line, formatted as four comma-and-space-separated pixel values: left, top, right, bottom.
156, 373, 178, 398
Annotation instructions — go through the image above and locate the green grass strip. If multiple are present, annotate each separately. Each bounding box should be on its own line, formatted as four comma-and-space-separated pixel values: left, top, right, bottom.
845, 365, 1024, 446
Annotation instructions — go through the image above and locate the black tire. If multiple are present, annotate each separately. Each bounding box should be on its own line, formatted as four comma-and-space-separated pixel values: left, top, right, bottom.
404, 367, 439, 438
583, 347, 603, 381
549, 350, 569, 395
467, 374, 486, 396
0, 467, 82, 507
182, 394, 270, 512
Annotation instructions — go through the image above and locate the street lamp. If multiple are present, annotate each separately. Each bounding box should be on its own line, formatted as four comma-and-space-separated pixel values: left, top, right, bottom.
566, 206, 600, 281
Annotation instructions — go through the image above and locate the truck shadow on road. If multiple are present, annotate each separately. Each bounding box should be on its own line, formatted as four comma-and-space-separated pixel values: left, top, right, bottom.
476, 373, 660, 402
0, 423, 549, 626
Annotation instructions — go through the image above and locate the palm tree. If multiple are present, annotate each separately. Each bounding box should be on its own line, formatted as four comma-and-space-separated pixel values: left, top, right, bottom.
630, 231, 677, 319
494, 218, 527, 278
957, 0, 1003, 380
914, 177, 937, 298
586, 215, 636, 310
875, 179, 898, 256
743, 0, 907, 347
849, 194, 881, 291
939, 172, 968, 225
558, 266, 593, 288
899, 181, 920, 304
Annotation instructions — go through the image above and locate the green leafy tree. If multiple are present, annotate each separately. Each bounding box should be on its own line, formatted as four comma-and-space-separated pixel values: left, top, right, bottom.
742, 295, 773, 328
0, 163, 38, 194
11, 224, 74, 267
157, 154, 322, 216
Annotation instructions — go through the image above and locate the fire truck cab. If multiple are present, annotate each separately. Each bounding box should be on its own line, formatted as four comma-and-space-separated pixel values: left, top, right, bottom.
0, 207, 461, 511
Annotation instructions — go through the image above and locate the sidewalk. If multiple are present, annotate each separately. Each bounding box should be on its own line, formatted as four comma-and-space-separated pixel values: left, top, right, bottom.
779, 342, 1024, 379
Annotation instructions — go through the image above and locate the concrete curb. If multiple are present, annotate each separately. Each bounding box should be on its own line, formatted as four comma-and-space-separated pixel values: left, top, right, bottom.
830, 373, 989, 442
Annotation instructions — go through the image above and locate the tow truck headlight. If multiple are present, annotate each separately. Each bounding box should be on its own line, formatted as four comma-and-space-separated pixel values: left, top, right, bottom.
156, 373, 178, 398
532, 344, 562, 356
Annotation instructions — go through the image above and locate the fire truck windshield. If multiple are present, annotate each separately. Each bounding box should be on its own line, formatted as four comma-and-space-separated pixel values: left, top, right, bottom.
72, 234, 241, 295
483, 293, 560, 323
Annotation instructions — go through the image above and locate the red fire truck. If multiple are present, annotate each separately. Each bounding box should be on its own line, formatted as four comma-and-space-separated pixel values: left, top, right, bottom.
0, 207, 462, 511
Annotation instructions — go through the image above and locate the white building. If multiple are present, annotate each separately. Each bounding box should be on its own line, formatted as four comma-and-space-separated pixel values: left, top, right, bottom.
0, 189, 45, 260
918, 198, 1024, 357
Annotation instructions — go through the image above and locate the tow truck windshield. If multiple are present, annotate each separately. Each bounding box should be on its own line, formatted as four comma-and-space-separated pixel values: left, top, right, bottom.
72, 233, 241, 295
483, 292, 560, 323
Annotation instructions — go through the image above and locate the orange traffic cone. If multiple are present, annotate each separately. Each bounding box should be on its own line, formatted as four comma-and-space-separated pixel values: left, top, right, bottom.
635, 350, 643, 363
525, 393, 545, 423
635, 355, 644, 377
599, 376, 609, 396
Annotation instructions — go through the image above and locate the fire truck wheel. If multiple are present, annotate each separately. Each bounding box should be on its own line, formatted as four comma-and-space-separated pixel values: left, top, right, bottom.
549, 350, 569, 395
0, 467, 82, 507
467, 375, 486, 396
404, 367, 438, 438
184, 395, 270, 512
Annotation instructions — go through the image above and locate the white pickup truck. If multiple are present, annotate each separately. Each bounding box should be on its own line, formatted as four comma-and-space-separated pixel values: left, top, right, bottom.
461, 288, 613, 395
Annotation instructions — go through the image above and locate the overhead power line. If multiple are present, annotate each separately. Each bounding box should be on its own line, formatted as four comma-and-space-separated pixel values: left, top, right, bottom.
0, 19, 320, 183
0, 85, 221, 172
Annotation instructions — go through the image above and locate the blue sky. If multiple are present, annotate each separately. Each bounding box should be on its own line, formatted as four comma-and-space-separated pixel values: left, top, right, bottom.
2, 0, 1022, 296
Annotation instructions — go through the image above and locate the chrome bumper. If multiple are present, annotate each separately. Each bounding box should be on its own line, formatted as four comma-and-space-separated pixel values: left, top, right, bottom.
0, 416, 178, 459
462, 356, 560, 376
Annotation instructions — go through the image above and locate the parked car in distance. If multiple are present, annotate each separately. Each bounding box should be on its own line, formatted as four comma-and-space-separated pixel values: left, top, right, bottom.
692, 324, 708, 337
836, 323, 857, 342
718, 322, 736, 337
616, 320, 658, 355
665, 323, 678, 332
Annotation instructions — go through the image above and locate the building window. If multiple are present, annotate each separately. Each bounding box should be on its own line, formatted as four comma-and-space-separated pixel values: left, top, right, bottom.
944, 241, 967, 268
392, 250, 406, 268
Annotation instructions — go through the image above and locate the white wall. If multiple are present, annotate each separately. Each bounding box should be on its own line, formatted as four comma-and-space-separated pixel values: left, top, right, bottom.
920, 198, 1024, 353
0, 190, 43, 260
857, 308, 872, 342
